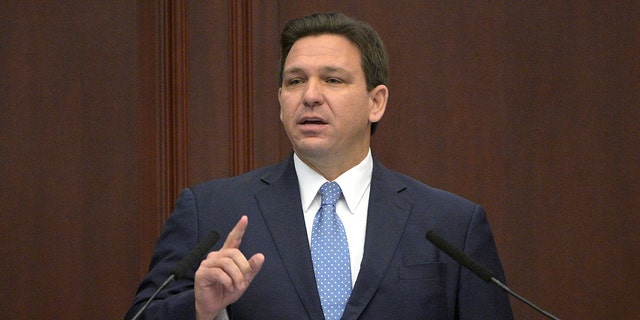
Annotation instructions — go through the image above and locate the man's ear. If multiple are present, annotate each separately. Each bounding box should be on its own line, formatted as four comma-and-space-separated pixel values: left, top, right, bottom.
278, 87, 284, 122
369, 84, 388, 123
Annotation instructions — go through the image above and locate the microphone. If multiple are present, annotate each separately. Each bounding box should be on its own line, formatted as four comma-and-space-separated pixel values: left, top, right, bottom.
171, 230, 221, 279
131, 230, 220, 320
425, 230, 561, 320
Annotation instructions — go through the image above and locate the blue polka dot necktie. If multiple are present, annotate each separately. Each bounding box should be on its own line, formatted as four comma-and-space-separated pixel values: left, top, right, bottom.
311, 182, 352, 320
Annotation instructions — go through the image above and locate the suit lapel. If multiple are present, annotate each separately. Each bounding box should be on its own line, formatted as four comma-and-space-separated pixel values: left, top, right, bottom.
343, 159, 412, 320
254, 156, 325, 320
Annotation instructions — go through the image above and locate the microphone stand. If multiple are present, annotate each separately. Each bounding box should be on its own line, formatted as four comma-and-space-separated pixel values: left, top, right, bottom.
491, 277, 561, 320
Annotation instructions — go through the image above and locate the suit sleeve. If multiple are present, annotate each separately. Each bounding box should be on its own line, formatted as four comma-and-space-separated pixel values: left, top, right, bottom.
456, 205, 514, 319
124, 188, 201, 320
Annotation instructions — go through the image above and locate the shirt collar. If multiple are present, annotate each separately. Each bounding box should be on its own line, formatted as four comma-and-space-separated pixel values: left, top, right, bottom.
294, 149, 373, 213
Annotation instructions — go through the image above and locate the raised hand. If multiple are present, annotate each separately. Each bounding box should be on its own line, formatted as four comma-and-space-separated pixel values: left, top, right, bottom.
194, 216, 265, 320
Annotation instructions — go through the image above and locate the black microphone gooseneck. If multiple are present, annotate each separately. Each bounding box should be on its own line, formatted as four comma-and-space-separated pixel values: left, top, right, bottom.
425, 230, 561, 320
131, 230, 220, 320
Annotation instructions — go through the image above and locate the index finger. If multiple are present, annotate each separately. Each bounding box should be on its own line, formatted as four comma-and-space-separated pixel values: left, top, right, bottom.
222, 215, 249, 249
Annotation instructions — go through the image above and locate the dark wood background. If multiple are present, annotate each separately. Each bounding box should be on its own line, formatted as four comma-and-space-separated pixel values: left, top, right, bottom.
1, 1, 638, 319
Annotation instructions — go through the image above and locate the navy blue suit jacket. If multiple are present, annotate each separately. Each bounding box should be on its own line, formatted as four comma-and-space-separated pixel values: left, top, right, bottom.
126, 155, 513, 319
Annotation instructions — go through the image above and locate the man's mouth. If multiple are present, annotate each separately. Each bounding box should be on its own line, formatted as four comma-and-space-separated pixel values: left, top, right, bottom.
300, 118, 327, 125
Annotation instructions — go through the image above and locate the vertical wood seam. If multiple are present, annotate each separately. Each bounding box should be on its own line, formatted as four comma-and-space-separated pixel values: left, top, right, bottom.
136, 0, 189, 279
159, 0, 189, 219
230, 0, 254, 175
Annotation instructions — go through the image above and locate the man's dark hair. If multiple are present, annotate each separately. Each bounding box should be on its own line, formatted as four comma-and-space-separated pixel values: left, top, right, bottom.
279, 12, 389, 134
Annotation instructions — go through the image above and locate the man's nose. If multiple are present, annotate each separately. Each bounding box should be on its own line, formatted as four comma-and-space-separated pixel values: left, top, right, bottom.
302, 79, 324, 107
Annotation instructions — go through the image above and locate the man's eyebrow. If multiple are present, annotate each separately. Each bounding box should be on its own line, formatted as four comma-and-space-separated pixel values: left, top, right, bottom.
283, 66, 350, 76
322, 66, 349, 74
282, 67, 303, 76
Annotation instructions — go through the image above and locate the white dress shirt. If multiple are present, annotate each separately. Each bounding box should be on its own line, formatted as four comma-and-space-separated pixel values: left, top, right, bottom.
294, 150, 373, 285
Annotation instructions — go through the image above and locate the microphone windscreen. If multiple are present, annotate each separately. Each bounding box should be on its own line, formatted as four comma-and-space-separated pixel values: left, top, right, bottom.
425, 230, 495, 282
171, 230, 220, 279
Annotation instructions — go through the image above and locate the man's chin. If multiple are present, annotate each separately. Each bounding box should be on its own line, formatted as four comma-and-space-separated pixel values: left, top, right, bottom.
292, 141, 331, 159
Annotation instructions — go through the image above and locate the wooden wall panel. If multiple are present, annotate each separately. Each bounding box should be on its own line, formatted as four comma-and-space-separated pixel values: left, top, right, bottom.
156, 0, 190, 221
250, 1, 292, 169
187, 0, 232, 184
229, 0, 255, 175
187, 0, 260, 180
500, 3, 640, 318
0, 1, 142, 318
187, 0, 287, 182
136, 0, 191, 278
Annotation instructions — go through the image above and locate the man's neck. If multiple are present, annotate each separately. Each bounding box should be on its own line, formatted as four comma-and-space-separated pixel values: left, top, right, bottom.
295, 148, 370, 181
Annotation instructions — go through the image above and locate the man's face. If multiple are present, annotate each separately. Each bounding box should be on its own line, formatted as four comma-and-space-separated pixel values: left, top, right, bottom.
279, 34, 387, 171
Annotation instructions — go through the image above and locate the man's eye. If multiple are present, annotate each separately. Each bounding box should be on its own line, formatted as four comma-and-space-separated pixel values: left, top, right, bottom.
287, 78, 303, 86
326, 78, 342, 84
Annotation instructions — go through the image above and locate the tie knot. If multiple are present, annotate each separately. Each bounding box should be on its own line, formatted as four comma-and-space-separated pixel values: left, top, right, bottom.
320, 181, 342, 206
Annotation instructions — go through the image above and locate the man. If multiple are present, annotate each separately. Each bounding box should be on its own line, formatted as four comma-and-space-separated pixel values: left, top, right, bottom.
126, 12, 513, 320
